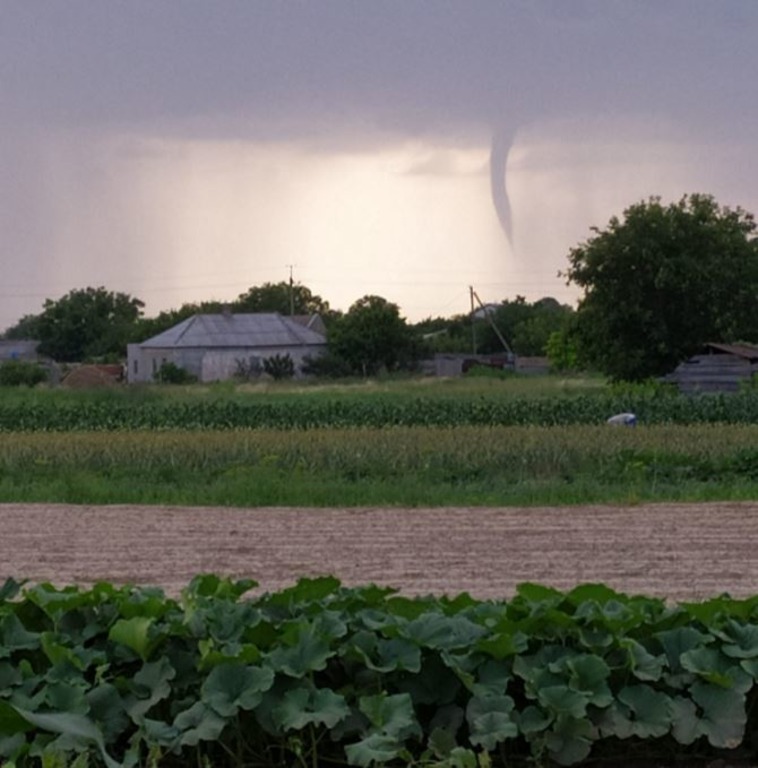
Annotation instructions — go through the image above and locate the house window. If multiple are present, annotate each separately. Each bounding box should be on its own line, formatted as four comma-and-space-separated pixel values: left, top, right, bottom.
133, 360, 138, 375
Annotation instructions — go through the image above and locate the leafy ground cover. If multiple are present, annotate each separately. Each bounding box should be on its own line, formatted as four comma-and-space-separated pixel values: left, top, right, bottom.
2, 575, 758, 767
2, 425, 758, 507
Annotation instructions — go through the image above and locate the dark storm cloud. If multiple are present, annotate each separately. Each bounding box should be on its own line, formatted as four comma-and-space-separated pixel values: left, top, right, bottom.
3, 1, 756, 143
2, 0, 758, 329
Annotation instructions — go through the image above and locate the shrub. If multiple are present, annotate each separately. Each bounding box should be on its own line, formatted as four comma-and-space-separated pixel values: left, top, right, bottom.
154, 361, 197, 384
302, 352, 354, 378
263, 353, 295, 380
0, 359, 48, 387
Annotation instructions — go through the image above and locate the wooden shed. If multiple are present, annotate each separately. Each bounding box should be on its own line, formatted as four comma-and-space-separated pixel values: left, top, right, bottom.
664, 343, 758, 393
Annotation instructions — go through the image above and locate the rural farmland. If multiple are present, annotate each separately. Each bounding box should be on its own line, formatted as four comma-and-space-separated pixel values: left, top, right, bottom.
4, 377, 758, 767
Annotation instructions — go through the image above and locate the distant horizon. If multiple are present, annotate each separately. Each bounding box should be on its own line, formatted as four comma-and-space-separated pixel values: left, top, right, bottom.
1, 276, 579, 336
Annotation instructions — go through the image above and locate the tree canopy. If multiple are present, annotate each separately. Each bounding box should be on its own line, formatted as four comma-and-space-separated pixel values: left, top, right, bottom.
328, 295, 417, 376
9, 287, 145, 362
234, 281, 330, 316
415, 296, 573, 358
566, 194, 758, 381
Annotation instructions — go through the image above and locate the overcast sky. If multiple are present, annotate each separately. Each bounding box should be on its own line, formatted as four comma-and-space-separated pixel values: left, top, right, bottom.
2, 1, 758, 330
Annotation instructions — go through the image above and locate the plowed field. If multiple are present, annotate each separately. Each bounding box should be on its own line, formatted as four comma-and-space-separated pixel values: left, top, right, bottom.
2, 502, 757, 599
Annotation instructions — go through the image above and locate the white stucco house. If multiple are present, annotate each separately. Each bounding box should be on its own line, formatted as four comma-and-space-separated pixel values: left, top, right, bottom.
127, 312, 328, 383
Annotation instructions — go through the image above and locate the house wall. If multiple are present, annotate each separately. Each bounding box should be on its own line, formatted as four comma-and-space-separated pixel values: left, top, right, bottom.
127, 344, 326, 383
127, 345, 182, 383
198, 346, 323, 381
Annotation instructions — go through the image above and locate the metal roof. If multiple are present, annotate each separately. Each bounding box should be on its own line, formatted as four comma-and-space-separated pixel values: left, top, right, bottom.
138, 313, 327, 349
704, 342, 758, 360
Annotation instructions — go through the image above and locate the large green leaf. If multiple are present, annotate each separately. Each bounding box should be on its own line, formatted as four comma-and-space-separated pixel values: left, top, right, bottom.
690, 681, 747, 749
0, 613, 40, 657
125, 657, 176, 723
0, 661, 22, 692
108, 617, 156, 661
183, 573, 257, 602
172, 701, 227, 747
473, 659, 512, 698
44, 682, 89, 715
516, 705, 552, 736
10, 705, 121, 768
566, 655, 612, 708
619, 638, 664, 682
0, 732, 26, 760
466, 695, 517, 750
345, 733, 403, 767
0, 700, 33, 736
85, 684, 129, 745
513, 645, 577, 692
428, 726, 458, 759
397, 654, 462, 706
537, 686, 590, 719
265, 576, 341, 607
0, 578, 23, 603
656, 627, 710, 673
272, 686, 350, 731
680, 648, 752, 691
347, 631, 422, 673
267, 624, 334, 677
714, 620, 758, 660
359, 693, 421, 741
670, 696, 699, 745
515, 583, 563, 606
476, 625, 529, 660
567, 583, 623, 604
403, 613, 485, 651
598, 685, 672, 739
201, 662, 274, 717
544, 715, 593, 767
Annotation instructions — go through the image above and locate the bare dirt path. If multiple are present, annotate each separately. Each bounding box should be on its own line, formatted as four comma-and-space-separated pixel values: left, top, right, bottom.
1, 502, 757, 600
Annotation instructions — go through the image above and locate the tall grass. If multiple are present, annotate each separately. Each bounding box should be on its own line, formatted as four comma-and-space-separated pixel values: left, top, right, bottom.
2, 424, 758, 507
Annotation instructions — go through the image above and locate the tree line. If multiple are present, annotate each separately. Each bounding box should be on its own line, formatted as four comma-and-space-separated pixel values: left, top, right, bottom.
4, 192, 756, 381
2, 283, 573, 377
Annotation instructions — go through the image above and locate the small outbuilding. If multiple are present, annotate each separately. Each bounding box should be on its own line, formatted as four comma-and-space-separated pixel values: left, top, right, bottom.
127, 312, 328, 383
663, 342, 758, 393
0, 340, 41, 362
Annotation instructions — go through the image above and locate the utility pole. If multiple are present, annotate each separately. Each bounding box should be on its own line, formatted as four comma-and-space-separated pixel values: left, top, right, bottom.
471, 287, 513, 356
469, 285, 477, 354
286, 264, 295, 316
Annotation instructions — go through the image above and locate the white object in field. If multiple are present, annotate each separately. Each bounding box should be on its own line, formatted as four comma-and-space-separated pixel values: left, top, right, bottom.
607, 412, 637, 426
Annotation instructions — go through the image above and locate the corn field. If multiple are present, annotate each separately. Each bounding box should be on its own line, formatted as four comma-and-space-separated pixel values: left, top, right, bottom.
3, 390, 758, 430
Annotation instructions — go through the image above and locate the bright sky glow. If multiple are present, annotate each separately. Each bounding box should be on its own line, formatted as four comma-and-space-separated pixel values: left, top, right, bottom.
1, 2, 757, 329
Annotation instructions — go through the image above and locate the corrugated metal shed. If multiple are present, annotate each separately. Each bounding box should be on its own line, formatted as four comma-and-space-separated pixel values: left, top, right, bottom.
664, 342, 758, 393
702, 342, 758, 361
139, 313, 326, 349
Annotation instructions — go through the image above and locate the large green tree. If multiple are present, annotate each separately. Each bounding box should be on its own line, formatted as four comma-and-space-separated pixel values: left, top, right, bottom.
233, 281, 330, 316
478, 297, 574, 356
25, 287, 144, 362
565, 194, 758, 381
413, 297, 573, 357
328, 295, 417, 375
